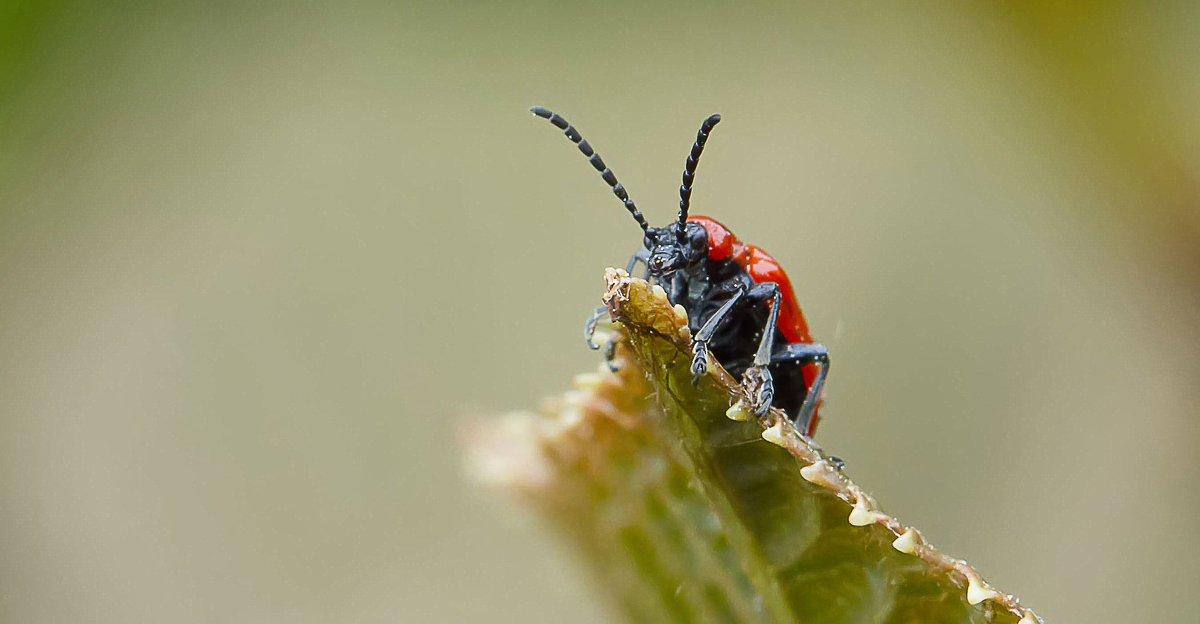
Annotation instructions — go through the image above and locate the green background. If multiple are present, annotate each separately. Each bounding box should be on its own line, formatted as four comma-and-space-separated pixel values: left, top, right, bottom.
2, 1, 1198, 622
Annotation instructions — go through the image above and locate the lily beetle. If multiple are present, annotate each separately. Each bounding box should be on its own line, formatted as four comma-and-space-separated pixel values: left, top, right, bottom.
530, 106, 829, 436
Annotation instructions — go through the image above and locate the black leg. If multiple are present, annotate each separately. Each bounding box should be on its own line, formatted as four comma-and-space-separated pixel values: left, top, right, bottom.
769, 342, 830, 434
751, 284, 781, 367
723, 282, 781, 416
583, 306, 622, 371
689, 286, 747, 384
668, 271, 685, 304
625, 247, 650, 279
585, 249, 650, 350
584, 305, 608, 350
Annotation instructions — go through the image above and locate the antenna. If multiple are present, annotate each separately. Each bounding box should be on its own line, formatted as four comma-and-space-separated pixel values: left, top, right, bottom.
530, 107, 649, 232
677, 114, 722, 238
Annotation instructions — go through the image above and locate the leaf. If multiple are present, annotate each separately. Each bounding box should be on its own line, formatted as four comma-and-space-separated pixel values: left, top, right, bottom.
465, 270, 1041, 624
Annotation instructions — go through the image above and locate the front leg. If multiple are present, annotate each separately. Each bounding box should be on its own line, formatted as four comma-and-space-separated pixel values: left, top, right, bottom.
625, 247, 651, 279
689, 285, 747, 385
739, 282, 782, 416
584, 305, 608, 350
741, 366, 775, 419
582, 304, 621, 372
585, 247, 652, 355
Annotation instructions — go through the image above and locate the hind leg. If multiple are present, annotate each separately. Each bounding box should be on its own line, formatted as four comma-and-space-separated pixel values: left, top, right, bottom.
769, 343, 830, 435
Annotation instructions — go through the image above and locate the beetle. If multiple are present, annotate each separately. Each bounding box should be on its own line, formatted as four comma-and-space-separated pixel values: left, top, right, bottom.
530, 106, 830, 437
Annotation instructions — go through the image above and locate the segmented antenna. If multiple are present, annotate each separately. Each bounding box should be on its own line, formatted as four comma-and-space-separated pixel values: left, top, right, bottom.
677, 114, 722, 237
530, 106, 649, 232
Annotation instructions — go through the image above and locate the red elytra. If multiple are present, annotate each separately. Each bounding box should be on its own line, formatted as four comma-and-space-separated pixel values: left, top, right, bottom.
688, 215, 823, 435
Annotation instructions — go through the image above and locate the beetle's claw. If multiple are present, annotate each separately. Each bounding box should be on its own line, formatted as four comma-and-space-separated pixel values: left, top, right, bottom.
585, 323, 601, 350
690, 341, 708, 385
743, 366, 775, 417
584, 305, 609, 350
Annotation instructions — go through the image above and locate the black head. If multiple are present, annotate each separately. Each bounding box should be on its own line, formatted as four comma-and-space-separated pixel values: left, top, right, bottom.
641, 221, 709, 277
530, 107, 723, 278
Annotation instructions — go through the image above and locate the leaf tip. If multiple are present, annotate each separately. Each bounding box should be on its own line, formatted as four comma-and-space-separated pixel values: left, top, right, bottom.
460, 412, 553, 490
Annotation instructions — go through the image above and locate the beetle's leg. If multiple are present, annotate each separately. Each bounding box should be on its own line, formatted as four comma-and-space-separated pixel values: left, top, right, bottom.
582, 306, 622, 372
751, 283, 782, 367
582, 305, 622, 371
768, 342, 830, 434
586, 249, 647, 349
689, 285, 747, 384
582, 248, 648, 369
625, 247, 651, 280
728, 282, 781, 415
603, 338, 618, 372
584, 305, 609, 350
668, 271, 686, 304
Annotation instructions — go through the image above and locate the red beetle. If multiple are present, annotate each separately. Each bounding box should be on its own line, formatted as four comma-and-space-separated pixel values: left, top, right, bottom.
532, 107, 829, 436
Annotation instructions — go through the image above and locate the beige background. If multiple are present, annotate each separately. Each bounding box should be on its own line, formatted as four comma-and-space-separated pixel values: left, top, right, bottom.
2, 2, 1198, 622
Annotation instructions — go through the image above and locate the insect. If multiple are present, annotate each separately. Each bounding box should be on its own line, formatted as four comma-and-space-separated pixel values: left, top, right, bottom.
530, 106, 830, 436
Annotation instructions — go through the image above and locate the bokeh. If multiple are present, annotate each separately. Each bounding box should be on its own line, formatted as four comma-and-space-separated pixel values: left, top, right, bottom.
2, 2, 1198, 622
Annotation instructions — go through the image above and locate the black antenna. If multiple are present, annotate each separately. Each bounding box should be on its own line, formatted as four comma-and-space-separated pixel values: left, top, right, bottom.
677, 114, 722, 238
530, 106, 649, 232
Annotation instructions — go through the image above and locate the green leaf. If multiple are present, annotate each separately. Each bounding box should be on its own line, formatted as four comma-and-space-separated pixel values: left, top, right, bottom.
466, 270, 1040, 624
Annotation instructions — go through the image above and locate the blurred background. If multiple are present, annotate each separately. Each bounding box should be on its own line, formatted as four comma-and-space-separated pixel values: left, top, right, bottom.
2, 1, 1198, 622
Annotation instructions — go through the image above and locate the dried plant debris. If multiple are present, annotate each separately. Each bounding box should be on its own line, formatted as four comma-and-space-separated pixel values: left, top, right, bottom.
465, 269, 1041, 624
